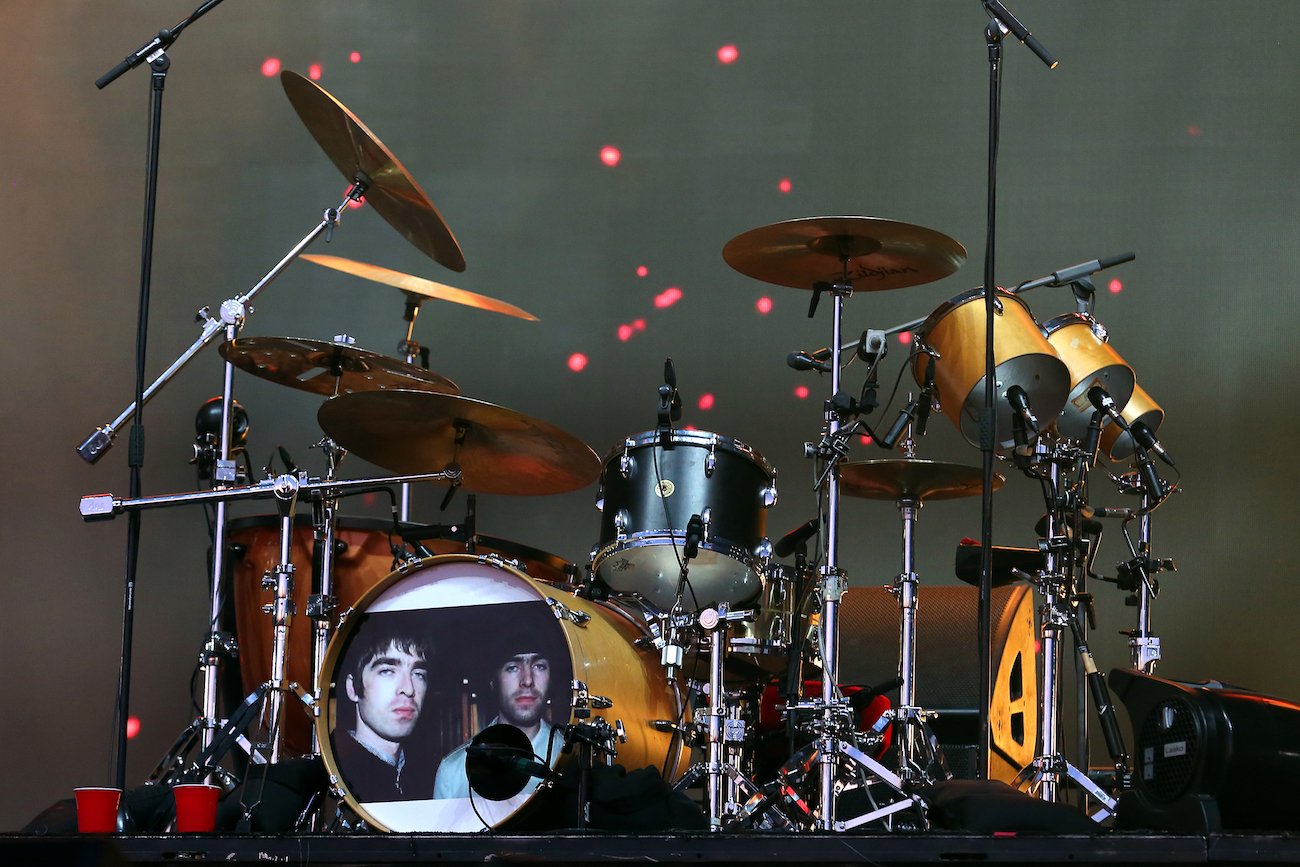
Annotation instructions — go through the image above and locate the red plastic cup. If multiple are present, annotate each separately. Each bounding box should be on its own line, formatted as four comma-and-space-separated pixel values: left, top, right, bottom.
173, 783, 222, 833
74, 787, 122, 834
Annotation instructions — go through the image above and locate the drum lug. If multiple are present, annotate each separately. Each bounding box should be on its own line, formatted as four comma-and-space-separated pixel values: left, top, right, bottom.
705, 438, 718, 478
613, 508, 630, 541
546, 596, 590, 627
700, 507, 713, 542
572, 679, 615, 718
761, 482, 779, 508
619, 439, 634, 478
755, 537, 774, 562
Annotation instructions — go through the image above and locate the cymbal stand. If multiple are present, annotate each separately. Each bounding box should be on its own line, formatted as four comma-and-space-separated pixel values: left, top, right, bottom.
307, 437, 347, 755
77, 185, 367, 764
395, 292, 430, 521
1011, 443, 1119, 819
799, 276, 921, 830
883, 439, 943, 784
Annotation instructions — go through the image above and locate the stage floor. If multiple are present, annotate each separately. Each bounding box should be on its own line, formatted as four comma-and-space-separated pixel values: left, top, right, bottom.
5, 832, 1300, 866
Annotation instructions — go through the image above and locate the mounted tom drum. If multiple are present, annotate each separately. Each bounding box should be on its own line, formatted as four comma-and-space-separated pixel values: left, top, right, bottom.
593, 429, 777, 610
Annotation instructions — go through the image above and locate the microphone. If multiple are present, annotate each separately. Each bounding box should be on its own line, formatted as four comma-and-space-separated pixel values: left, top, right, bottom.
1006, 385, 1040, 435
773, 518, 819, 559
465, 744, 559, 783
1131, 421, 1176, 468
1047, 252, 1135, 286
1091, 387, 1166, 497
1081, 409, 1104, 468
1086, 385, 1127, 430
878, 396, 920, 450
1080, 505, 1136, 521
787, 349, 832, 373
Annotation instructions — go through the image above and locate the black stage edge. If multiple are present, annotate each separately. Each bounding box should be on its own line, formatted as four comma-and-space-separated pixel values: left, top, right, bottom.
5, 833, 1300, 866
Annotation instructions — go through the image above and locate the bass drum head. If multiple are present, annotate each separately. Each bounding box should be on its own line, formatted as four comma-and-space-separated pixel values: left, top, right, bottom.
317, 554, 686, 832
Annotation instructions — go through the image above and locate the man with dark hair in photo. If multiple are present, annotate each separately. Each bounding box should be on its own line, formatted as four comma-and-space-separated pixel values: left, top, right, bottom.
332, 618, 435, 802
433, 620, 565, 800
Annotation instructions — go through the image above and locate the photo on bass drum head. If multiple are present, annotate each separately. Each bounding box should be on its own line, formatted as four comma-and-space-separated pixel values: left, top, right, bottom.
318, 557, 574, 833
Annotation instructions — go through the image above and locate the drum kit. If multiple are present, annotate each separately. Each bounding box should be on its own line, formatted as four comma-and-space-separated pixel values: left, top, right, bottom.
78, 70, 1180, 835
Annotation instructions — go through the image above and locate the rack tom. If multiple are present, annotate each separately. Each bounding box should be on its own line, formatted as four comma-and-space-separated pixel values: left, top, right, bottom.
593, 429, 777, 610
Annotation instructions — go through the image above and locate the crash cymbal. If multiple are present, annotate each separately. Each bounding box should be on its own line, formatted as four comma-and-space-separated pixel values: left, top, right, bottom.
839, 459, 1002, 502
300, 254, 538, 321
722, 216, 966, 291
281, 70, 466, 272
220, 337, 458, 397
317, 390, 600, 495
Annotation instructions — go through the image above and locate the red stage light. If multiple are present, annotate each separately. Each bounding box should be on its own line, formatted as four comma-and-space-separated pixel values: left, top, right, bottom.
261, 57, 282, 78
635, 265, 649, 278
568, 352, 589, 372
599, 146, 622, 167
617, 324, 634, 342
308, 63, 323, 81
794, 385, 810, 399
344, 187, 366, 210
1187, 123, 1203, 137
125, 716, 141, 739
777, 178, 792, 194
632, 318, 646, 331
717, 44, 739, 65
349, 51, 362, 64
755, 296, 773, 314
1108, 278, 1123, 294
860, 435, 873, 446
698, 393, 715, 411
654, 287, 683, 308
897, 332, 912, 345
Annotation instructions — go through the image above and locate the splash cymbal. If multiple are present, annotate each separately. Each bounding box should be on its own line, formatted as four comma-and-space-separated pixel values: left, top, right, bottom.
839, 459, 1001, 501
220, 336, 458, 397
281, 70, 466, 272
722, 216, 966, 291
317, 390, 600, 495
301, 254, 538, 321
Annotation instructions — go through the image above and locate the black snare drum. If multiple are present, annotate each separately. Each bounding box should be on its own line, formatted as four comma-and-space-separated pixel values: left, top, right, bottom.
593, 429, 777, 609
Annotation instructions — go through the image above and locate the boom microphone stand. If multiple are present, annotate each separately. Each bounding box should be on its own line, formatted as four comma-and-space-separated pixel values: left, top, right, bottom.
91, 0, 229, 791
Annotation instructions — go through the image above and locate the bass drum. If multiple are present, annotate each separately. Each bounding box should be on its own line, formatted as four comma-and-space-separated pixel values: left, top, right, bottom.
316, 554, 689, 833
593, 429, 777, 610
229, 515, 581, 755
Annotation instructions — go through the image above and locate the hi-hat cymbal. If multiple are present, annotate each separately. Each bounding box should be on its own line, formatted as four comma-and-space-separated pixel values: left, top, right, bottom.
281, 71, 466, 272
220, 337, 458, 397
839, 459, 1002, 501
300, 254, 539, 321
722, 216, 966, 291
317, 390, 600, 496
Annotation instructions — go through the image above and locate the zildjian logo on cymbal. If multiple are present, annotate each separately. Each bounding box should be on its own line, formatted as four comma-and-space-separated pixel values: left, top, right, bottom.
845, 264, 920, 282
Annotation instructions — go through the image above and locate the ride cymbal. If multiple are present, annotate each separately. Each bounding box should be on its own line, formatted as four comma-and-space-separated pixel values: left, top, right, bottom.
317, 390, 600, 495
839, 459, 1002, 502
722, 216, 966, 291
301, 254, 538, 321
281, 70, 466, 272
220, 336, 458, 397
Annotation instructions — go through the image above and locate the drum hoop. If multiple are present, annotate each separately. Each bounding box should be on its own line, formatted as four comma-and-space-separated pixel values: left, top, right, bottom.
603, 429, 775, 478
1042, 311, 1102, 337
592, 534, 762, 571
916, 286, 1029, 337
315, 553, 682, 830
315, 553, 552, 831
